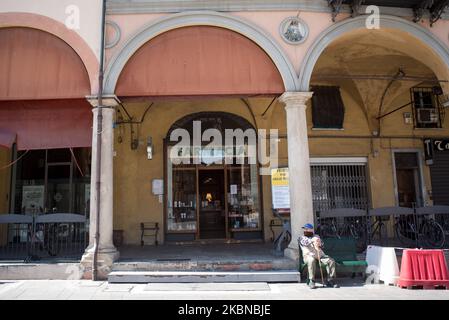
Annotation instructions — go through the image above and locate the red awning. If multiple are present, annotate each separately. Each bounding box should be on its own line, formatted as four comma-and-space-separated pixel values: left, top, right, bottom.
0, 128, 16, 148
0, 27, 91, 100
0, 99, 93, 150
116, 26, 285, 97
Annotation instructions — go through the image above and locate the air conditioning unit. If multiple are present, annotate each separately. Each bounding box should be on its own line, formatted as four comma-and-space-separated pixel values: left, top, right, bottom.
416, 108, 439, 124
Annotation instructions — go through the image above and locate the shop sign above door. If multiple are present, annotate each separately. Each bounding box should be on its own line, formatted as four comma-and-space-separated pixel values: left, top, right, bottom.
424, 138, 449, 164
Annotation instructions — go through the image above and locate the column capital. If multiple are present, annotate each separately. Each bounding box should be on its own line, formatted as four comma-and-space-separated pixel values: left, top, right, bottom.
279, 92, 313, 109
86, 95, 121, 108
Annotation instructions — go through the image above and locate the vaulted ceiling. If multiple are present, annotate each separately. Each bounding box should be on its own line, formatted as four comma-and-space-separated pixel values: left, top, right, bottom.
311, 27, 442, 131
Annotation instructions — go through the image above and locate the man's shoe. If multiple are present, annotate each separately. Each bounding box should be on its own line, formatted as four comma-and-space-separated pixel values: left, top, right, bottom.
308, 281, 317, 289
325, 280, 339, 288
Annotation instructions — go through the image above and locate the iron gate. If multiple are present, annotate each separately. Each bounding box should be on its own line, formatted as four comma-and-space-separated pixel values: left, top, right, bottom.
311, 163, 369, 216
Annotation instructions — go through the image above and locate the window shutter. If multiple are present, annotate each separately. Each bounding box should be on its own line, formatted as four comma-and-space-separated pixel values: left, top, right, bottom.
311, 86, 345, 129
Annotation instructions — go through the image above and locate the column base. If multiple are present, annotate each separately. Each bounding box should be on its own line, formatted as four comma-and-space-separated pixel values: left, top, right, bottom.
79, 246, 120, 280
284, 246, 300, 262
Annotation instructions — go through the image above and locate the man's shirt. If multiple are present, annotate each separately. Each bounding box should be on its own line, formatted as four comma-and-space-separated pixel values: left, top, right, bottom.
298, 235, 325, 259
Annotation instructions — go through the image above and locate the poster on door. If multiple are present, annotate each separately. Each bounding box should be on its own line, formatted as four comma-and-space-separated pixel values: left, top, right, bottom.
271, 168, 290, 209
21, 185, 44, 214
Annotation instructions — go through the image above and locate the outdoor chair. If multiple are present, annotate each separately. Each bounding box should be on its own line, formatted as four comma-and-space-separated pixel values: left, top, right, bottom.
140, 222, 159, 246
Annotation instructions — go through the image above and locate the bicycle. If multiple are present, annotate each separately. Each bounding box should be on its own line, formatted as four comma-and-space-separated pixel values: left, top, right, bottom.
317, 216, 368, 252
395, 214, 445, 248
272, 210, 291, 252
28, 222, 62, 259
367, 216, 388, 246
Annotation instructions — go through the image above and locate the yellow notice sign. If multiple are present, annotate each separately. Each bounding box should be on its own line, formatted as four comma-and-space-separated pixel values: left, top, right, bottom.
271, 168, 289, 186
271, 168, 290, 209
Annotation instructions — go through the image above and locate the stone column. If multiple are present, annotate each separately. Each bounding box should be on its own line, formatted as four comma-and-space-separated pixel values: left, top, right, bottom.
80, 95, 120, 280
278, 92, 314, 261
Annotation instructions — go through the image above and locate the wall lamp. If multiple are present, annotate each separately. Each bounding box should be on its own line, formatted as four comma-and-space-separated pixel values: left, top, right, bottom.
147, 136, 153, 160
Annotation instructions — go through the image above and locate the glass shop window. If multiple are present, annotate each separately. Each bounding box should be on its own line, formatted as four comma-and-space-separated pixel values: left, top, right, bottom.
12, 148, 91, 215
227, 164, 261, 231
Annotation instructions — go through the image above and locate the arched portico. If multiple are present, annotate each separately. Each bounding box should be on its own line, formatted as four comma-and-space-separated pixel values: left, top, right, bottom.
84, 11, 315, 277
104, 11, 299, 94
0, 12, 99, 95
299, 15, 449, 92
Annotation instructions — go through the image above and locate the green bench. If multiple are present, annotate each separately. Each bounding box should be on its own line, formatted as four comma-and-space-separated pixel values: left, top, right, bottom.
298, 237, 367, 281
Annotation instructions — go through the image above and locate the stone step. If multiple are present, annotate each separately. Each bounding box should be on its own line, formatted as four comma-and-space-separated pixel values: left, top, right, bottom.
112, 259, 297, 272
0, 262, 80, 280
108, 270, 300, 283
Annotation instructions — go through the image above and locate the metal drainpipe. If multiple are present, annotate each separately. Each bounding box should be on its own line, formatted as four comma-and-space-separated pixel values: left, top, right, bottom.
93, 0, 107, 281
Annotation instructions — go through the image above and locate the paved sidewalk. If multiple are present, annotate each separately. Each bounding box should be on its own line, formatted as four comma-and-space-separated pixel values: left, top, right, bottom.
0, 279, 448, 300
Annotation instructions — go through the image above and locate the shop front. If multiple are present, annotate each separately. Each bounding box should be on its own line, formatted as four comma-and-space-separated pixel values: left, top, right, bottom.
0, 23, 97, 260
425, 138, 449, 205
165, 112, 262, 242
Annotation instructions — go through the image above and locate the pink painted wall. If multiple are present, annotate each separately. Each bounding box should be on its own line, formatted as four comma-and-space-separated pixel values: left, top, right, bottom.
104, 11, 342, 74
105, 11, 449, 83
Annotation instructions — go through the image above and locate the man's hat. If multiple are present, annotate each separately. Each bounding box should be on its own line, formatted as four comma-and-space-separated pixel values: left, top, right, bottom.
302, 223, 314, 229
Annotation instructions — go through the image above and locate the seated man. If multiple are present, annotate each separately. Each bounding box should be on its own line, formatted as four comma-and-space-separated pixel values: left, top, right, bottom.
299, 223, 339, 289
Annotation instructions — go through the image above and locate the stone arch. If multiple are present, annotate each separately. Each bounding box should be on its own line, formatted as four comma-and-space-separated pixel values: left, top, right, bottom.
104, 11, 298, 94
166, 111, 256, 140
0, 12, 99, 94
299, 15, 449, 93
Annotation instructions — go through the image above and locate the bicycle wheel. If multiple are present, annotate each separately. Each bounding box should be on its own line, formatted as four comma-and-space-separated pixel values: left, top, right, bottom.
377, 222, 388, 246
274, 230, 291, 251
350, 221, 368, 252
421, 219, 445, 248
350, 220, 367, 240
281, 231, 292, 250
317, 221, 339, 238
395, 217, 415, 246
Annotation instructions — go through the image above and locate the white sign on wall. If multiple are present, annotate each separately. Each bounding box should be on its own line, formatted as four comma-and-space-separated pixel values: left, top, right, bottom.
271, 168, 290, 209
22, 185, 44, 214
152, 179, 164, 195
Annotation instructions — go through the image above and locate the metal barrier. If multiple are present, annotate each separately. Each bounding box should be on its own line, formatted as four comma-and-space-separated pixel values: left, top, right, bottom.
415, 206, 449, 248
314, 206, 449, 252
0, 213, 88, 262
0, 214, 33, 260
368, 206, 448, 249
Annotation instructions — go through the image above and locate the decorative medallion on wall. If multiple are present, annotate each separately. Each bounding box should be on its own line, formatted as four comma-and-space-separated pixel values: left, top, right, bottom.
105, 20, 121, 49
279, 16, 309, 45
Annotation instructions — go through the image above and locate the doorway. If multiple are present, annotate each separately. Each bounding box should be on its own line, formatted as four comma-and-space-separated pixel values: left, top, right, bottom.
165, 112, 263, 242
198, 169, 226, 239
393, 151, 424, 207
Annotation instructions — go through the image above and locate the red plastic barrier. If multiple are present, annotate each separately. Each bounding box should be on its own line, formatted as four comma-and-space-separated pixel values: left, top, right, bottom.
397, 249, 449, 289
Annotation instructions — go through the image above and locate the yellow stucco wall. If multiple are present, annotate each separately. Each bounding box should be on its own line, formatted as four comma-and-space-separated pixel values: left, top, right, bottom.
112, 86, 449, 244
113, 98, 277, 244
